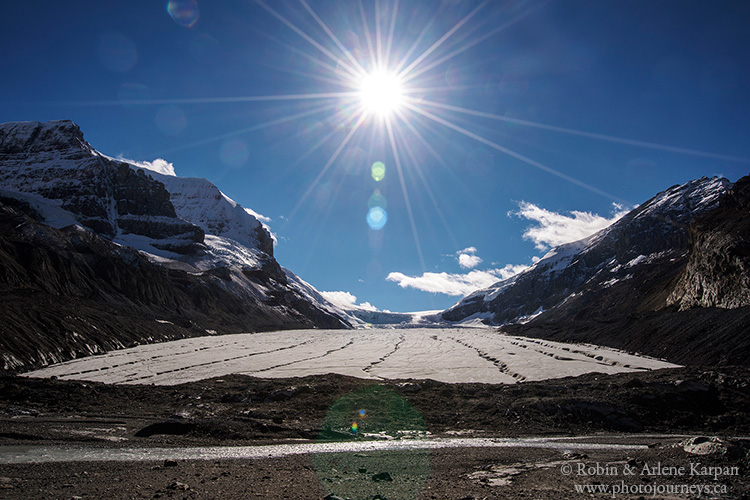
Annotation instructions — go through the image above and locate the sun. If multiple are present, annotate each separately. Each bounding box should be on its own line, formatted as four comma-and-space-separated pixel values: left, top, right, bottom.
358, 70, 405, 118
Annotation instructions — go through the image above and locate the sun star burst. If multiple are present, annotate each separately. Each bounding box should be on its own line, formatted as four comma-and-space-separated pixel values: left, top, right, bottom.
358, 70, 404, 118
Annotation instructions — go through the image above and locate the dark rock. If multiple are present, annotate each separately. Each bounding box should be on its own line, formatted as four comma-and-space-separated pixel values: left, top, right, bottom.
674, 380, 709, 392
163, 459, 178, 467
135, 422, 197, 437
371, 472, 393, 482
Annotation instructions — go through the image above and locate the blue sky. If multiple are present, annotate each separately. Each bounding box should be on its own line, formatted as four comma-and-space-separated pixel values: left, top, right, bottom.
2, 0, 749, 313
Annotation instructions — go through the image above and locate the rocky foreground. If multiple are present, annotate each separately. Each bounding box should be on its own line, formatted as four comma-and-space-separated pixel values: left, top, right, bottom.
1, 366, 749, 499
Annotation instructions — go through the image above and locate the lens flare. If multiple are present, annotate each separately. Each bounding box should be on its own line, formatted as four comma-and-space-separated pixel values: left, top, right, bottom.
371, 161, 385, 181
219, 137, 249, 168
366, 206, 387, 230
315, 386, 430, 499
155, 105, 187, 136
97, 33, 138, 73
167, 0, 200, 28
368, 190, 387, 209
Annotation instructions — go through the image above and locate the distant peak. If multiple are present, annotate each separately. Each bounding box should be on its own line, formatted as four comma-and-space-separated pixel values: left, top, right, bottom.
0, 119, 92, 154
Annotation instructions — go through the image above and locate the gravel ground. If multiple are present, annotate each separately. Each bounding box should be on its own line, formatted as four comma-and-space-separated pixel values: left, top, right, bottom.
1, 366, 749, 499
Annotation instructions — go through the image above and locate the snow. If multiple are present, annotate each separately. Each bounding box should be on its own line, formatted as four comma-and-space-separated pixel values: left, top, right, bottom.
145, 172, 265, 250
626, 255, 646, 267
0, 189, 79, 228
126, 158, 176, 176
634, 177, 730, 220
25, 328, 680, 386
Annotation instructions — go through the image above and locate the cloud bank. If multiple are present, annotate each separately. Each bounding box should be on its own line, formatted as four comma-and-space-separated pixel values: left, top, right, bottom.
320, 291, 379, 311
386, 199, 629, 299
513, 201, 628, 250
386, 263, 528, 296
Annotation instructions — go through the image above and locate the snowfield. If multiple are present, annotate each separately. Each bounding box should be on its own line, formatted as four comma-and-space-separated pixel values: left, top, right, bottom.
25, 328, 679, 386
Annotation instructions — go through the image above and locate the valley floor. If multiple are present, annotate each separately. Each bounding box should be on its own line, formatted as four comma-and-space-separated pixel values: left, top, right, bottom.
1, 364, 749, 499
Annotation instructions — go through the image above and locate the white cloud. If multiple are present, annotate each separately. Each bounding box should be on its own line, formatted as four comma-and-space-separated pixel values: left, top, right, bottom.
458, 253, 482, 269
455, 246, 482, 269
320, 291, 380, 311
357, 302, 379, 312
321, 291, 358, 308
122, 157, 176, 176
513, 201, 628, 251
386, 264, 528, 297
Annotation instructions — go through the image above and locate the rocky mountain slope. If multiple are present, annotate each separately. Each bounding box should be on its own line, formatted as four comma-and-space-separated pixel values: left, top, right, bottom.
443, 175, 750, 366
667, 175, 750, 310
0, 120, 350, 371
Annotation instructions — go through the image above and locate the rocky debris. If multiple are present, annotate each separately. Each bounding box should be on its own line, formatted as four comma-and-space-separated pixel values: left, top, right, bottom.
264, 386, 305, 403
396, 382, 421, 393
679, 436, 745, 458
1, 367, 750, 449
468, 461, 564, 487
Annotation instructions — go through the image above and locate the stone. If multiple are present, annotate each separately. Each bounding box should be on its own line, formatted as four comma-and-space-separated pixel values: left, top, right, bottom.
371, 472, 393, 482
166, 481, 190, 491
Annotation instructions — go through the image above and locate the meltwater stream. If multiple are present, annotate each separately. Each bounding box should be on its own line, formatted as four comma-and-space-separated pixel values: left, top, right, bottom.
0, 437, 649, 464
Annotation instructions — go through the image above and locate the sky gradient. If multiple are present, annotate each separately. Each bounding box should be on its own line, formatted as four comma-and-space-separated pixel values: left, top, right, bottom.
2, 0, 749, 312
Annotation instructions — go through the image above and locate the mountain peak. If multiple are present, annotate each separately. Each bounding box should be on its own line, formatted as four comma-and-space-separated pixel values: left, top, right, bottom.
0, 120, 92, 155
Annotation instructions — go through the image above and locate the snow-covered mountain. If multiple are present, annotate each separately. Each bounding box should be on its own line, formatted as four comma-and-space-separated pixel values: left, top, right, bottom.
443, 175, 750, 365
444, 176, 731, 325
0, 120, 350, 370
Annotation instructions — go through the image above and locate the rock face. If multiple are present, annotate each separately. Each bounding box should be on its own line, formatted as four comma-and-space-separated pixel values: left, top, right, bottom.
0, 120, 349, 371
443, 175, 750, 366
668, 175, 750, 310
